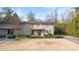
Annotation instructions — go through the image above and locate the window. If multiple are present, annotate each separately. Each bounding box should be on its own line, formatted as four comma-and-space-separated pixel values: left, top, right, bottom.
8, 29, 14, 34
46, 30, 49, 33
49, 30, 51, 32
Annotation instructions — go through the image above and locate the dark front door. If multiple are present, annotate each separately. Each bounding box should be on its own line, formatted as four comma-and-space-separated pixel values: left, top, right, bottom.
8, 29, 14, 34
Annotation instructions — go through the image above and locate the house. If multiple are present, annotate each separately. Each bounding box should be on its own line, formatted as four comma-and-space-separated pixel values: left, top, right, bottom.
0, 13, 54, 36
21, 22, 54, 36
0, 13, 21, 35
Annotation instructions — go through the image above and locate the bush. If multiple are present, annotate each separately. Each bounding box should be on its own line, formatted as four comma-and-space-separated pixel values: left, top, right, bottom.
48, 33, 53, 37
30, 35, 43, 38
54, 35, 63, 38
15, 37, 21, 41
48, 33, 52, 36
0, 34, 6, 38
54, 23, 66, 35
18, 34, 30, 38
6, 34, 16, 39
44, 34, 48, 38
44, 33, 54, 38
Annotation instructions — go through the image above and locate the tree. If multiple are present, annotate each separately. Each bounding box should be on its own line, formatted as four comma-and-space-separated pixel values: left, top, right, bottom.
3, 7, 14, 21
66, 17, 75, 36
0, 7, 14, 21
54, 8, 58, 23
45, 15, 51, 22
54, 23, 65, 35
37, 19, 43, 22
45, 13, 55, 22
66, 8, 79, 37
27, 12, 37, 22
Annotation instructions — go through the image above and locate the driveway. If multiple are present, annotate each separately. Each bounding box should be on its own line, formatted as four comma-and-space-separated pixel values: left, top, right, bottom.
0, 38, 79, 51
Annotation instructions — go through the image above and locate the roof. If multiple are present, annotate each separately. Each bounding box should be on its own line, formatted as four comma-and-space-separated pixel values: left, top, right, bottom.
21, 21, 54, 25
0, 13, 21, 29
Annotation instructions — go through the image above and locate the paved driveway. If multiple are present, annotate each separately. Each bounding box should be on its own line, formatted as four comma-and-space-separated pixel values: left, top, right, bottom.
0, 38, 79, 51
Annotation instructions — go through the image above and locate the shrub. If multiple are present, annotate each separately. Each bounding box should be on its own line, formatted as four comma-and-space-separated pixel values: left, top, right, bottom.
15, 37, 21, 41
47, 33, 53, 37
44, 34, 47, 38
0, 34, 6, 38
54, 35, 63, 38
26, 35, 30, 38
44, 33, 54, 38
6, 34, 16, 39
18, 34, 31, 38
30, 35, 43, 38
54, 23, 66, 35
48, 33, 52, 36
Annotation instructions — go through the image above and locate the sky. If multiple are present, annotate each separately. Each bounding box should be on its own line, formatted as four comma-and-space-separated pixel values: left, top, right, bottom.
11, 7, 71, 21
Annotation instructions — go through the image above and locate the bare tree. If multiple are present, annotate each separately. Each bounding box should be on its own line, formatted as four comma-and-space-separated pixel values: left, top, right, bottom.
61, 13, 65, 22
54, 8, 59, 23
45, 14, 51, 22
66, 8, 75, 22
45, 12, 55, 22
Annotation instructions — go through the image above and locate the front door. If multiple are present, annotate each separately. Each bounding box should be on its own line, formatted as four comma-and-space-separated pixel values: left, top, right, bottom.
8, 29, 14, 34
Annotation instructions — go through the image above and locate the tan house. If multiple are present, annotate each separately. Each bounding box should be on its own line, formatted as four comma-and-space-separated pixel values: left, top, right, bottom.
0, 13, 54, 36
21, 22, 54, 36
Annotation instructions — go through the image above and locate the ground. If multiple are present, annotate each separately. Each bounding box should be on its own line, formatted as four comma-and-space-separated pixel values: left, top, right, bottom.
0, 38, 79, 51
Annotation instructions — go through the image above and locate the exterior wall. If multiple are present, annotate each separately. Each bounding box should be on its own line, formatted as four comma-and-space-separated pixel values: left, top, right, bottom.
21, 23, 32, 35
32, 24, 54, 35
32, 24, 44, 29
44, 25, 54, 35
0, 23, 54, 35
0, 24, 15, 29
21, 23, 54, 36
41, 31, 45, 36
14, 29, 21, 35
33, 31, 38, 36
0, 29, 21, 35
0, 29, 8, 35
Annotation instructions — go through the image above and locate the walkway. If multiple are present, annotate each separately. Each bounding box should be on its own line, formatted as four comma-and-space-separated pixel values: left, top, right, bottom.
64, 36, 79, 45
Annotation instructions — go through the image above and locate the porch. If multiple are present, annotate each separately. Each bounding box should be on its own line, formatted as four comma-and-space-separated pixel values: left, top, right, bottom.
31, 29, 45, 36
0, 28, 20, 35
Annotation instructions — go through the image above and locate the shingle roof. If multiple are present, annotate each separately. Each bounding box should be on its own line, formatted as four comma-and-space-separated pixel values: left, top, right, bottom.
21, 21, 54, 25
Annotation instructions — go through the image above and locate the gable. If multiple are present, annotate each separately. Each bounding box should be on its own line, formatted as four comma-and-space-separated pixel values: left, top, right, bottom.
10, 13, 21, 29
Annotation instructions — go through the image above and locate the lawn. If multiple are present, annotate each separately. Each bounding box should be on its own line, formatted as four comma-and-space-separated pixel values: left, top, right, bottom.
0, 38, 79, 51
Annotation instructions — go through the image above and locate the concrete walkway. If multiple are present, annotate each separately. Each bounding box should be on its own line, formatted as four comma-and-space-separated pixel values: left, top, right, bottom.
64, 36, 79, 45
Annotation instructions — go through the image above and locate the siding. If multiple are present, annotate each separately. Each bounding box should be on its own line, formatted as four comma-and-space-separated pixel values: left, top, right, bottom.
21, 22, 54, 35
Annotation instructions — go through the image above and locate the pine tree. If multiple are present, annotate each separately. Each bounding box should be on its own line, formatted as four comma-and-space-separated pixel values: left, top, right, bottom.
27, 12, 37, 22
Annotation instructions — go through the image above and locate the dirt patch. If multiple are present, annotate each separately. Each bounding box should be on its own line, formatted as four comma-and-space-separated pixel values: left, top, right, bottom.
37, 41, 53, 45
0, 38, 79, 51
